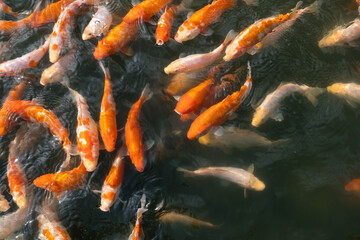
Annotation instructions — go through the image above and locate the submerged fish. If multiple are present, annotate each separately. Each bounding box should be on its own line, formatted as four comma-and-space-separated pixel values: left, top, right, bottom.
0, 0, 17, 15
123, 0, 173, 24
327, 82, 360, 106
100, 148, 125, 212
82, 5, 112, 40
345, 178, 360, 192
165, 30, 236, 74
125, 84, 152, 172
159, 212, 216, 228
99, 62, 117, 152
175, 0, 236, 43
0, 36, 50, 76
251, 83, 325, 127
164, 71, 206, 96
223, 1, 302, 61
319, 18, 360, 48
128, 194, 147, 240
187, 69, 252, 140
198, 127, 288, 150
178, 164, 265, 191
0, 193, 9, 212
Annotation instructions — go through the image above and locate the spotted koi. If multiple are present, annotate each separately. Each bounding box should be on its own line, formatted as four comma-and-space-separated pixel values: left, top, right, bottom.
175, 0, 236, 43
82, 5, 112, 40
0, 36, 50, 76
99, 62, 117, 152
125, 84, 152, 172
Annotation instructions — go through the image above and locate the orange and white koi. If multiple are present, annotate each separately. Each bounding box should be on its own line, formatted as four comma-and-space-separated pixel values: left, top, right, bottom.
155, 4, 188, 45
2, 100, 73, 162
345, 178, 360, 192
70, 89, 99, 172
187, 70, 252, 140
0, 0, 17, 15
251, 83, 324, 127
0, 36, 50, 76
82, 5, 112, 40
40, 48, 77, 85
125, 84, 152, 172
33, 161, 87, 196
99, 62, 117, 152
123, 0, 173, 24
49, 0, 90, 63
319, 18, 360, 48
7, 138, 27, 209
37, 201, 71, 240
0, 193, 9, 212
174, 0, 236, 43
0, 81, 28, 137
165, 30, 235, 74
94, 21, 139, 59
128, 194, 147, 240
223, 2, 302, 61
100, 148, 125, 212
327, 82, 360, 106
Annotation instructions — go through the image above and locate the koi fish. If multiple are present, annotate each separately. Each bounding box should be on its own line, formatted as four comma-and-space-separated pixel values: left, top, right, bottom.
319, 18, 360, 48
82, 5, 112, 40
187, 69, 252, 140
37, 199, 71, 240
123, 0, 173, 24
198, 126, 288, 150
49, 0, 90, 63
128, 194, 147, 240
69, 89, 99, 172
99, 62, 117, 152
0, 0, 17, 15
327, 82, 360, 106
165, 30, 236, 74
2, 100, 74, 163
0, 194, 32, 239
175, 0, 236, 43
33, 161, 87, 196
155, 4, 188, 45
178, 164, 265, 191
0, 36, 50, 76
125, 84, 152, 172
164, 71, 206, 96
7, 138, 27, 209
159, 212, 216, 228
251, 83, 325, 127
0, 81, 28, 137
0, 193, 9, 212
242, 0, 259, 5
345, 178, 360, 192
100, 148, 125, 212
223, 2, 302, 61
94, 21, 139, 59
40, 48, 77, 85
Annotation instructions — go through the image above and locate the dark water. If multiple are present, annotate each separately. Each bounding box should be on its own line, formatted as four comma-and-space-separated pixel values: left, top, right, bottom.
1, 0, 360, 239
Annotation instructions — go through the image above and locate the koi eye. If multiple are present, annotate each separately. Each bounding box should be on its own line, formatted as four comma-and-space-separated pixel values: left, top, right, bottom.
174, 69, 178, 73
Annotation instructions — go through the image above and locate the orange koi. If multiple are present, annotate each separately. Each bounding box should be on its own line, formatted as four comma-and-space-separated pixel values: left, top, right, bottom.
0, 81, 28, 137
37, 203, 71, 240
345, 178, 360, 192
123, 0, 173, 24
187, 71, 252, 140
100, 148, 125, 212
33, 161, 87, 195
155, 4, 187, 45
223, 2, 301, 61
49, 0, 90, 63
94, 21, 139, 59
2, 100, 73, 161
125, 84, 152, 172
0, 36, 50, 76
99, 62, 117, 152
128, 194, 147, 240
175, 0, 236, 43
0, 0, 17, 15
7, 138, 27, 209
70, 89, 99, 172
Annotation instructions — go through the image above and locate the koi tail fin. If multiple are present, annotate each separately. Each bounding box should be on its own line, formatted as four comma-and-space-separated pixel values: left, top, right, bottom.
222, 30, 237, 46
306, 0, 322, 14
292, 1, 303, 12
99, 61, 111, 81
140, 83, 153, 102
137, 193, 148, 217
271, 138, 290, 147
304, 87, 325, 106
177, 167, 195, 177
243, 0, 259, 6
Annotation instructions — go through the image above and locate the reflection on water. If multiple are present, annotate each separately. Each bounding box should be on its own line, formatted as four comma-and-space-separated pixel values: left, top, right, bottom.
0, 0, 360, 239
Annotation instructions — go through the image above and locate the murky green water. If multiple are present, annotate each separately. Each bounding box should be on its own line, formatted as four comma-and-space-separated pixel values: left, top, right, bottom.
1, 0, 360, 239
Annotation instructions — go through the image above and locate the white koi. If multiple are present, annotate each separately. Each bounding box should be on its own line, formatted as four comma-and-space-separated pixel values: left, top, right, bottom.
82, 5, 112, 40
